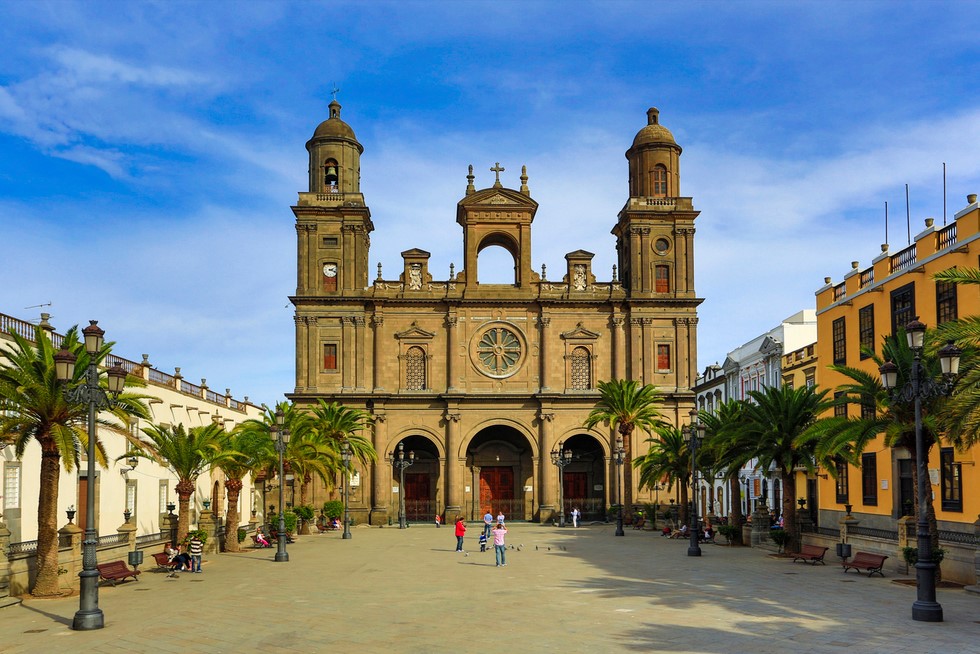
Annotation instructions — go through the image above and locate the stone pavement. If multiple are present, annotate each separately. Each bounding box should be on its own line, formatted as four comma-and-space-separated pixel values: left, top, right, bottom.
0, 523, 977, 654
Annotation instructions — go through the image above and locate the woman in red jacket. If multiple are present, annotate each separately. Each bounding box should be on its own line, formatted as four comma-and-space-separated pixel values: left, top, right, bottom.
454, 516, 466, 552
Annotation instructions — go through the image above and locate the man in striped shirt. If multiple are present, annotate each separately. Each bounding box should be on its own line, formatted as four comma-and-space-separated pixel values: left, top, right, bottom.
188, 533, 204, 573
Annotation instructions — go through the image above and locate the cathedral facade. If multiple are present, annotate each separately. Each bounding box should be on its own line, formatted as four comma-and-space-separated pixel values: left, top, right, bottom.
288, 102, 702, 524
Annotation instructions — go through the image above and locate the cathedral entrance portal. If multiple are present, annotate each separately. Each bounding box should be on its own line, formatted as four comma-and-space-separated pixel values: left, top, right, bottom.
560, 434, 607, 521
467, 425, 533, 521
390, 434, 440, 524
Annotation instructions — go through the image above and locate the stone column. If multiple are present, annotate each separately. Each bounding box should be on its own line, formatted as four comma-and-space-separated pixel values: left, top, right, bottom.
306, 316, 318, 390
372, 314, 385, 391
294, 315, 307, 393
59, 520, 84, 594
369, 413, 388, 525
470, 466, 480, 522
750, 502, 772, 549
445, 411, 462, 521
341, 316, 355, 389
629, 318, 643, 383
611, 315, 624, 380
629, 227, 642, 290
198, 509, 218, 554
0, 517, 17, 607
538, 411, 556, 524
538, 316, 551, 392
296, 223, 309, 294
354, 316, 366, 389
117, 518, 137, 551
445, 315, 457, 391
964, 515, 980, 596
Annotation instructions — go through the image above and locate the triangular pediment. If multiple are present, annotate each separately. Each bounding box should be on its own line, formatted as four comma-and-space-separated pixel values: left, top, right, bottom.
564, 249, 595, 260
400, 248, 431, 258
458, 187, 538, 209
721, 356, 739, 373
561, 322, 601, 340
759, 336, 782, 355
394, 321, 436, 340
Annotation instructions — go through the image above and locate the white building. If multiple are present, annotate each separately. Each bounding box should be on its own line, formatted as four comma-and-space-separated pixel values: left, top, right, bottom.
1, 312, 265, 545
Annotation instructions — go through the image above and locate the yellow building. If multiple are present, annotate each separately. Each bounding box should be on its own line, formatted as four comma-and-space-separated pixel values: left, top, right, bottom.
814, 194, 980, 584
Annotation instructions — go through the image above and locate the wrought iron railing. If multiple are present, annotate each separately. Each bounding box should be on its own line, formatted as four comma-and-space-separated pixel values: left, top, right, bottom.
404, 499, 436, 522
136, 532, 166, 546
859, 267, 874, 288
816, 527, 840, 539
849, 526, 898, 541
939, 529, 978, 546
8, 540, 38, 555
890, 244, 917, 273
562, 498, 606, 521
833, 283, 846, 302
96, 533, 128, 547
936, 223, 957, 251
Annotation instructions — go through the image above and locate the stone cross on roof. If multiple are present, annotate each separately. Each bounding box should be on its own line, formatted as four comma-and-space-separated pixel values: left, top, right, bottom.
490, 162, 505, 187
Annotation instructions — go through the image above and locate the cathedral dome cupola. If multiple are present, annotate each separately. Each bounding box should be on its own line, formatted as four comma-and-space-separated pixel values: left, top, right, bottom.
306, 99, 363, 194
631, 107, 677, 148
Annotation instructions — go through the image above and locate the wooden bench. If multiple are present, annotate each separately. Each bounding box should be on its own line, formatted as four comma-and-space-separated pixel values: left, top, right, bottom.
96, 560, 141, 586
252, 535, 272, 548
842, 551, 888, 577
790, 544, 829, 565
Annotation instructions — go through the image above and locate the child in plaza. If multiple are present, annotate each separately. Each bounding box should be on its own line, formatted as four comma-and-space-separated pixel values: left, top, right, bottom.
479, 532, 488, 552
491, 522, 508, 566
454, 516, 466, 552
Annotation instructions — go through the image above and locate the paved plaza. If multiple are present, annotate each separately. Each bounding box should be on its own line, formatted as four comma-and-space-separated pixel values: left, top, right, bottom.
0, 523, 977, 653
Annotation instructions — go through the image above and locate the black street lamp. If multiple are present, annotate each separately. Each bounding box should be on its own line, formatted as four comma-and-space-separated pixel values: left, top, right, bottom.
682, 408, 705, 557
341, 441, 352, 540
878, 317, 961, 623
550, 440, 573, 527
271, 407, 291, 562
390, 442, 415, 529
613, 435, 625, 537
54, 320, 128, 631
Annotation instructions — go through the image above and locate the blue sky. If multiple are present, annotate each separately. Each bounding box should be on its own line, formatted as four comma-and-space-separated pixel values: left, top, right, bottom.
2, 1, 980, 407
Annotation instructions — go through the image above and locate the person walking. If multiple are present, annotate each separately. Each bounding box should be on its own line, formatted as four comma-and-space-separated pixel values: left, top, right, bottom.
491, 522, 508, 567
496, 511, 505, 525
454, 516, 466, 552
482, 509, 494, 539
434, 514, 441, 528
188, 532, 204, 573
571, 507, 580, 528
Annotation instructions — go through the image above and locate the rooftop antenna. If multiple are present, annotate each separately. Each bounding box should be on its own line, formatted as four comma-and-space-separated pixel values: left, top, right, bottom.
905, 184, 911, 245
24, 302, 52, 310
884, 201, 888, 246
943, 162, 947, 225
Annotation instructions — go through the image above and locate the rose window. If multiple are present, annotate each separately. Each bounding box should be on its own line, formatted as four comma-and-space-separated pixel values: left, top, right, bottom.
476, 327, 522, 375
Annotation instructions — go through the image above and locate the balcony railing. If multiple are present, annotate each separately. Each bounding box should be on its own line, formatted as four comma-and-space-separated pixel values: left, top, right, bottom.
890, 244, 917, 273
936, 223, 957, 251
859, 267, 874, 288
833, 283, 846, 302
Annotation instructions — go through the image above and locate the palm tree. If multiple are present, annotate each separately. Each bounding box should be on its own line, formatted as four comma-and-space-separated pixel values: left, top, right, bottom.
0, 325, 148, 597
215, 427, 270, 552
808, 330, 955, 577
700, 399, 751, 527
633, 426, 691, 524
132, 422, 232, 542
584, 379, 667, 507
933, 267, 980, 446
740, 385, 830, 549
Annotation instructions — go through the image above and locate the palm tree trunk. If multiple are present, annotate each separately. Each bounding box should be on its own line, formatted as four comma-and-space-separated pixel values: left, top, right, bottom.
781, 472, 798, 549
32, 446, 62, 597
223, 478, 243, 553
176, 479, 195, 542
679, 483, 689, 526
729, 476, 744, 526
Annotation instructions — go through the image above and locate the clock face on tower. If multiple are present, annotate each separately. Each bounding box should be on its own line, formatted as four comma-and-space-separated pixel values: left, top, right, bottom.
323, 263, 338, 277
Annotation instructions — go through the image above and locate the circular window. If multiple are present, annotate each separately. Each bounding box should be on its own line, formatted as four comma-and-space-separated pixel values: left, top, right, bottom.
654, 237, 671, 254
470, 323, 526, 378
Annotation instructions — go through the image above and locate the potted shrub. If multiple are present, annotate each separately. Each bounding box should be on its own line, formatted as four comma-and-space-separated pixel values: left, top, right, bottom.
284, 511, 298, 535
322, 500, 343, 521
237, 527, 247, 544
901, 546, 946, 570
717, 524, 740, 546
767, 528, 790, 554
295, 504, 315, 535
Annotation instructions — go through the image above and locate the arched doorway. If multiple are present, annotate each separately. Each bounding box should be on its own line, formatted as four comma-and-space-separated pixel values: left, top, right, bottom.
558, 434, 606, 520
467, 425, 533, 521
390, 435, 441, 524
